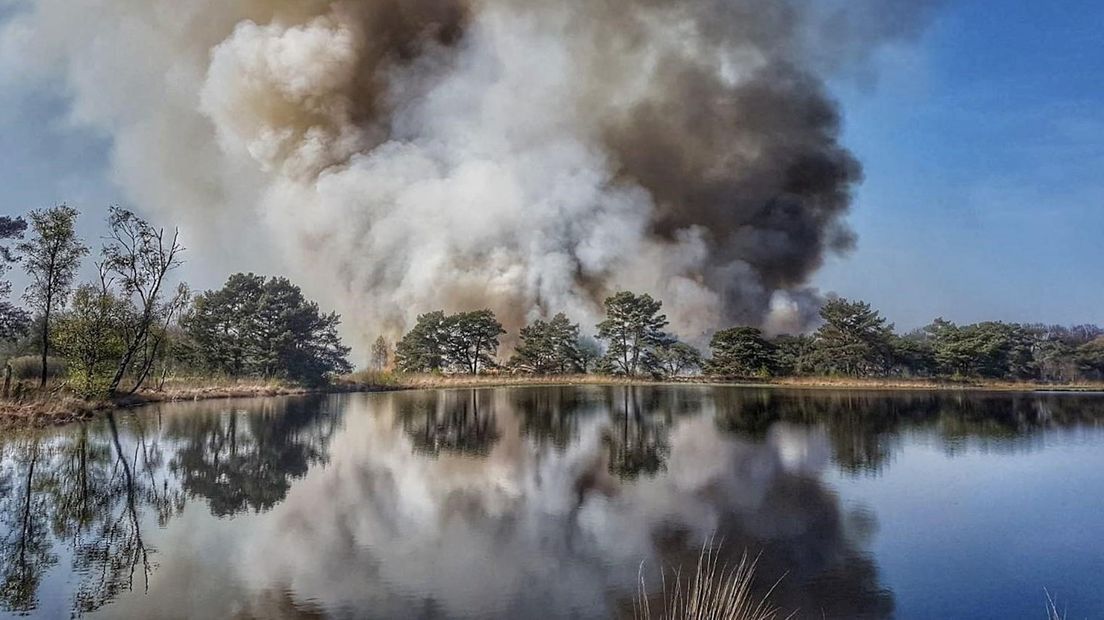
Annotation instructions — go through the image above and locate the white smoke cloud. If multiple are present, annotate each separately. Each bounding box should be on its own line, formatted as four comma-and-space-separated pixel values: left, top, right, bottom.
0, 0, 936, 358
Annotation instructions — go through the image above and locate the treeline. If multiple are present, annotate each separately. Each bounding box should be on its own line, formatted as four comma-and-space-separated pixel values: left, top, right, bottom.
390, 293, 1104, 383
1, 206, 352, 398
5, 207, 1101, 396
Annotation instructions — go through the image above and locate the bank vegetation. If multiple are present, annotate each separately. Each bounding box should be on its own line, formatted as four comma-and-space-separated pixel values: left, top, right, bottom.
2, 207, 1103, 428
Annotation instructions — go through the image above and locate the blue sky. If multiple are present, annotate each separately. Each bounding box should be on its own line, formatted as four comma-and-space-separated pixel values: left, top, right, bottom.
817, 0, 1104, 329
1, 1, 1101, 330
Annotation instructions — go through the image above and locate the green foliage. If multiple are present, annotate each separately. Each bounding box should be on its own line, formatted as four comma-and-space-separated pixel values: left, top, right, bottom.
447, 310, 506, 374
396, 309, 505, 374
1076, 337, 1104, 380
16, 205, 88, 387
707, 327, 774, 377
0, 216, 29, 342
596, 291, 669, 376
770, 334, 816, 375
396, 311, 451, 372
183, 273, 264, 375
887, 332, 938, 377
812, 297, 894, 376
54, 283, 128, 398
576, 336, 602, 373
653, 339, 703, 377
512, 313, 583, 374
183, 274, 352, 385
925, 319, 1037, 379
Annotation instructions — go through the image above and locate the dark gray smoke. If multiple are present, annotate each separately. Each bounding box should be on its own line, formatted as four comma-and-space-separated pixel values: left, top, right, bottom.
0, 0, 938, 350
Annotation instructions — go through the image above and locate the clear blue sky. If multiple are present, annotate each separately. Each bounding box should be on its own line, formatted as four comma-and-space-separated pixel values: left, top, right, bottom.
817, 0, 1104, 329
1, 0, 1101, 330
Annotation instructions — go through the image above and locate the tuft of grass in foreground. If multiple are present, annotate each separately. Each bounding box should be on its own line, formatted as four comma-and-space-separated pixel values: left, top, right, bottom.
635, 545, 787, 620
1045, 589, 1066, 620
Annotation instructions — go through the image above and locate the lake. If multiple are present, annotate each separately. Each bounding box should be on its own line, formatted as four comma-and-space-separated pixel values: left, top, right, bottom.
2, 386, 1103, 619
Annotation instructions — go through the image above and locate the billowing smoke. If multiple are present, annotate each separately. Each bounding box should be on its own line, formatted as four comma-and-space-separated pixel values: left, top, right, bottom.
0, 0, 936, 353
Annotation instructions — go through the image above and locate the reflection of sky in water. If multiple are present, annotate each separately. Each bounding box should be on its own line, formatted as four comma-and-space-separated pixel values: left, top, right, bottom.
1, 387, 1103, 619
832, 431, 1104, 618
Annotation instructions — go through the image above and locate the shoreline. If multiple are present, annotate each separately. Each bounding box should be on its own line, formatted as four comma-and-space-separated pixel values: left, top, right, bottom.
3, 374, 1103, 430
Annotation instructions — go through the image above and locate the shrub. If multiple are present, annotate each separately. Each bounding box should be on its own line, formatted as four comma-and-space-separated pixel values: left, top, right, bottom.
5, 355, 67, 381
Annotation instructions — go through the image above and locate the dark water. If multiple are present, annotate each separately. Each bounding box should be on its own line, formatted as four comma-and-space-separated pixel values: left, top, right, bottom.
2, 387, 1103, 619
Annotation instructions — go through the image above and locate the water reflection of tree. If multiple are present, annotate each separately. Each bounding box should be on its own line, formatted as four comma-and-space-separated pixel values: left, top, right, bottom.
167, 397, 337, 517
712, 389, 782, 439
0, 436, 58, 613
603, 387, 675, 480
399, 390, 501, 457
0, 412, 184, 617
713, 389, 1104, 474
513, 386, 600, 449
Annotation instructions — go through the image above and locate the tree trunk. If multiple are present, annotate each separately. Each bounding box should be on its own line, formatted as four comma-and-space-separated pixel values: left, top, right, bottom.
2, 363, 11, 398
39, 306, 50, 389
108, 412, 151, 585
18, 440, 39, 571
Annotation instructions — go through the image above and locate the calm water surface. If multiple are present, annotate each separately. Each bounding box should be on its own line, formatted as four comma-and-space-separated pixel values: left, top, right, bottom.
2, 386, 1103, 619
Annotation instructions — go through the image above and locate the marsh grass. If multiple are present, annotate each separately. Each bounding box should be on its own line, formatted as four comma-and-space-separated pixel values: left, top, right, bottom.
0, 375, 316, 428
1045, 590, 1067, 620
635, 545, 787, 620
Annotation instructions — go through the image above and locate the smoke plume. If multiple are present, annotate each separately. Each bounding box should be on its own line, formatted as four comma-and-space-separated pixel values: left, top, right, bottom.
0, 0, 936, 352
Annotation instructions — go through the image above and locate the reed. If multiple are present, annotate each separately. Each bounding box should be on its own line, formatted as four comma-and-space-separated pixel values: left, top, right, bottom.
635, 544, 787, 620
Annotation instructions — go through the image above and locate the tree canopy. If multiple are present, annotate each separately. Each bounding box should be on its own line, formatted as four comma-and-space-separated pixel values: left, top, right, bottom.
707, 327, 774, 377
654, 339, 703, 377
0, 216, 29, 341
16, 205, 88, 387
183, 274, 352, 384
511, 313, 583, 374
596, 291, 669, 376
812, 297, 894, 376
396, 309, 504, 374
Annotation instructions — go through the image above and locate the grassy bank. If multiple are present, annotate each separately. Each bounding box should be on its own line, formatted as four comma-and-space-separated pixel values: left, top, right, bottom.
720, 375, 1104, 392
0, 379, 323, 429
4, 372, 1103, 430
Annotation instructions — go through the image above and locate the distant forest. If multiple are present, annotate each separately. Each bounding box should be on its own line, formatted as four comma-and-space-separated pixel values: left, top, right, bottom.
390, 292, 1104, 383
3, 206, 1103, 403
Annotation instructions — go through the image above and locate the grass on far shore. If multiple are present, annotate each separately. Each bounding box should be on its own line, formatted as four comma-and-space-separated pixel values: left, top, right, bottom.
342, 370, 1104, 393
4, 370, 1104, 430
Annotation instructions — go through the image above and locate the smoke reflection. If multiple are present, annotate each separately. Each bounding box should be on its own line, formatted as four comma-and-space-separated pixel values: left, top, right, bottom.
0, 388, 1102, 618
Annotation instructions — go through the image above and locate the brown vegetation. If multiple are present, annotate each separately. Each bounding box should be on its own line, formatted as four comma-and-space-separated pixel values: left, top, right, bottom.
635, 546, 784, 620
5, 372, 1102, 431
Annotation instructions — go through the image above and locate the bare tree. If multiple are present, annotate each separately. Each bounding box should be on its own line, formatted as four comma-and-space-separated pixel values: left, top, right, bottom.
130, 283, 190, 393
101, 207, 184, 396
17, 205, 88, 387
371, 335, 389, 371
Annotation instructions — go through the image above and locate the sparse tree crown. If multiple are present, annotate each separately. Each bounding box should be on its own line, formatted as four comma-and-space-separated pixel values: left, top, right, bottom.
596, 291, 669, 376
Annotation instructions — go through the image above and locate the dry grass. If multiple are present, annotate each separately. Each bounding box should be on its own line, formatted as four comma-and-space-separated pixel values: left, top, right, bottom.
635, 545, 786, 620
0, 377, 320, 429
0, 395, 102, 429
340, 371, 651, 390
1045, 590, 1067, 620
4, 369, 1102, 431
708, 375, 1104, 393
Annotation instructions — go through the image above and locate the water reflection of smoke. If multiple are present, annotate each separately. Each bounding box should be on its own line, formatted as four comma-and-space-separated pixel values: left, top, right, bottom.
8, 389, 1101, 617
235, 388, 893, 618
